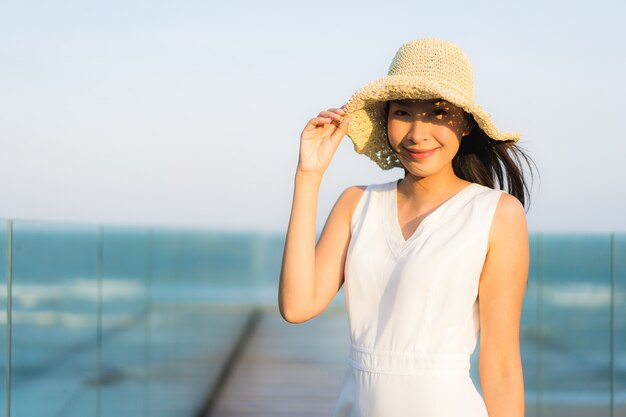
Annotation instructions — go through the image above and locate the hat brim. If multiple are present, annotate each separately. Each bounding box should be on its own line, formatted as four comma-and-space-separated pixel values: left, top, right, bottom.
343, 75, 521, 170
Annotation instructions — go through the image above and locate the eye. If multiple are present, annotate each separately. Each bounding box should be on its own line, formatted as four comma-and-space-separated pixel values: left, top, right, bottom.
431, 109, 448, 117
392, 109, 410, 117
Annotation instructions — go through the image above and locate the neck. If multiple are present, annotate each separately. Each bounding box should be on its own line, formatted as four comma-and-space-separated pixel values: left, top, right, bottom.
398, 166, 469, 203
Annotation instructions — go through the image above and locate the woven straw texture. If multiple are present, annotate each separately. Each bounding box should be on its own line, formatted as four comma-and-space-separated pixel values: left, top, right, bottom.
343, 39, 521, 170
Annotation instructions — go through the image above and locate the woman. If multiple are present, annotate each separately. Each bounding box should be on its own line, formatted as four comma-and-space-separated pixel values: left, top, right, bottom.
278, 38, 534, 417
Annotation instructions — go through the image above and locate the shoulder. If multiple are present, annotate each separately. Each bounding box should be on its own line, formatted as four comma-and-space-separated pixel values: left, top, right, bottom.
471, 183, 524, 219
336, 185, 368, 220
493, 192, 526, 225
333, 180, 395, 222
488, 191, 528, 253
336, 180, 394, 206
341, 184, 368, 198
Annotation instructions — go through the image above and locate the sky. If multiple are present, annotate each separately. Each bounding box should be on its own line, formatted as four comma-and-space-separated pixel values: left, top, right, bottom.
0, 0, 624, 233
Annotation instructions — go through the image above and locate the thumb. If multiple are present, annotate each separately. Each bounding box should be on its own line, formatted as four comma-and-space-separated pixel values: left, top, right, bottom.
329, 115, 351, 146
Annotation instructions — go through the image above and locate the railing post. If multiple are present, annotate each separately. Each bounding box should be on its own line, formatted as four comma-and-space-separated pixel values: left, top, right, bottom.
5, 220, 13, 417
537, 232, 544, 417
144, 227, 153, 417
96, 225, 103, 417
610, 233, 615, 417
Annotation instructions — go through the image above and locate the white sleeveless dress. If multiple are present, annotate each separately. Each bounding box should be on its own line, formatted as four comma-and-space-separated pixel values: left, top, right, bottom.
332, 179, 503, 417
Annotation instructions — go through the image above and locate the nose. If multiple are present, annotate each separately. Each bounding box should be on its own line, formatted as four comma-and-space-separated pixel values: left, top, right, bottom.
405, 119, 431, 143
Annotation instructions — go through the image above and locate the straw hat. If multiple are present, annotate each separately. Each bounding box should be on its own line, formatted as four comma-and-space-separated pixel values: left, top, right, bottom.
343, 38, 521, 170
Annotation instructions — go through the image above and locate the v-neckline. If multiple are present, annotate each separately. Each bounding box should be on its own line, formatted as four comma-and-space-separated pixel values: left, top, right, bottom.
391, 179, 476, 244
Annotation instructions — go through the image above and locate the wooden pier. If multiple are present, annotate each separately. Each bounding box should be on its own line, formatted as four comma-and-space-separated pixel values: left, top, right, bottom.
205, 307, 351, 417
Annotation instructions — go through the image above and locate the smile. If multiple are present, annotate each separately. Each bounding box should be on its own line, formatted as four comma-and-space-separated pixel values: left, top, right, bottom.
405, 148, 438, 160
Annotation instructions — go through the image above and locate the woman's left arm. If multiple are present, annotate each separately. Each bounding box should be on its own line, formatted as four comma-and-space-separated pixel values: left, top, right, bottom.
478, 193, 529, 417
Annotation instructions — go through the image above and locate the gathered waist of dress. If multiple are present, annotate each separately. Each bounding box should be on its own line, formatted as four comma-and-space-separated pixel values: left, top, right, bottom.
348, 343, 470, 376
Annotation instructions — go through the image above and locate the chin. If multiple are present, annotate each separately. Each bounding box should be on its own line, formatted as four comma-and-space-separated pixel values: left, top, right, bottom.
403, 168, 435, 179
401, 163, 447, 179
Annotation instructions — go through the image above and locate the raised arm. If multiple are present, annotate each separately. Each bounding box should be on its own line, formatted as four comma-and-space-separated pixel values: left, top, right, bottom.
278, 107, 358, 323
478, 192, 529, 417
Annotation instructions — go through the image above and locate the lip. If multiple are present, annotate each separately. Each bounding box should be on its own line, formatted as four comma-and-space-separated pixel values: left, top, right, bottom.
404, 148, 438, 160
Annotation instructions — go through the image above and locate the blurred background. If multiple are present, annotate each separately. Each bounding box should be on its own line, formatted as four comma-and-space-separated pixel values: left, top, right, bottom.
0, 1, 624, 416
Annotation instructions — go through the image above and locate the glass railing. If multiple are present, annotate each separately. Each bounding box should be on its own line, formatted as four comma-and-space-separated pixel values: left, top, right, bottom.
0, 219, 624, 417
0, 220, 274, 417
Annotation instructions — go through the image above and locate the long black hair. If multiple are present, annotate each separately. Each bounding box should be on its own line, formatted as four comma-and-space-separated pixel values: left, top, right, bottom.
453, 113, 537, 209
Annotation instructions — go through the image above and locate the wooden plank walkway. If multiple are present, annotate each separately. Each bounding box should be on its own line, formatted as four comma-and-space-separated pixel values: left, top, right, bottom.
206, 306, 351, 417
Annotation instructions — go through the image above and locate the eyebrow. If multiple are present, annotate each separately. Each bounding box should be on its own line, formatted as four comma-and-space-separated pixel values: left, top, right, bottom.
393, 99, 449, 106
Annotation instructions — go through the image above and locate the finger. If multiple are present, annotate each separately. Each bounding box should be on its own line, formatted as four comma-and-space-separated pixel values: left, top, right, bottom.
319, 110, 343, 121
304, 117, 332, 130
330, 113, 348, 128
306, 116, 333, 129
327, 107, 345, 115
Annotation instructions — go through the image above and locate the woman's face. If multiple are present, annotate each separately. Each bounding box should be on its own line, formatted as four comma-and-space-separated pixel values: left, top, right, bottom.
387, 99, 470, 178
